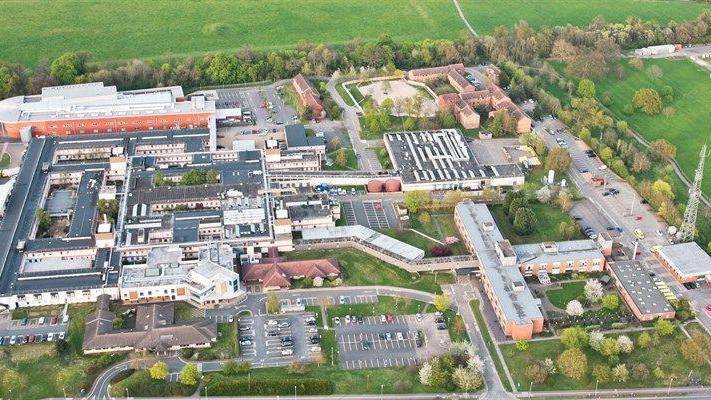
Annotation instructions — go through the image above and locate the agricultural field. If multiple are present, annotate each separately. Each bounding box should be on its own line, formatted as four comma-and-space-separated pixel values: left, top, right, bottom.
460, 0, 710, 34
3, 1, 709, 67
593, 58, 711, 195
0, 0, 468, 66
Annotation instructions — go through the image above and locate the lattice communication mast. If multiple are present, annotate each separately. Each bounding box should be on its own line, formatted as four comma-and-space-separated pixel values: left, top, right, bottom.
677, 143, 707, 242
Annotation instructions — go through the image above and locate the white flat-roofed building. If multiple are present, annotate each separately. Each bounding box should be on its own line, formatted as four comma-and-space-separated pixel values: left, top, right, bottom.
656, 242, 711, 284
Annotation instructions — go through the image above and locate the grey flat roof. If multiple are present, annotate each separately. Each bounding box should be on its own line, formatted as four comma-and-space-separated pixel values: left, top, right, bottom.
609, 260, 674, 316
384, 129, 524, 186
67, 170, 103, 238
301, 225, 425, 261
513, 240, 603, 265
658, 242, 711, 277
455, 201, 542, 325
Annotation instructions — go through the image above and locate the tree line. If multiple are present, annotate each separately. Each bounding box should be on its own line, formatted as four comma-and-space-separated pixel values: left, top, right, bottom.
1, 11, 711, 99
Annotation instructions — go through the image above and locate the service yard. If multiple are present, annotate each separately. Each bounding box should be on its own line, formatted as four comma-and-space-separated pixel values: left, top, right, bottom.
335, 313, 450, 370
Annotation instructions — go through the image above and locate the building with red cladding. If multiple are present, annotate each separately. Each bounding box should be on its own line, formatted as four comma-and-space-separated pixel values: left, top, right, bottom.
0, 82, 217, 149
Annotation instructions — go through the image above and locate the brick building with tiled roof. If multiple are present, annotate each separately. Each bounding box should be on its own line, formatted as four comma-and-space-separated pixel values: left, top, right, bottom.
241, 257, 340, 292
292, 74, 325, 118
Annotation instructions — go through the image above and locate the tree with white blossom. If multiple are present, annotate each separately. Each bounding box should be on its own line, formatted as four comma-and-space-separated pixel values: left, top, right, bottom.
566, 300, 584, 316
584, 279, 604, 303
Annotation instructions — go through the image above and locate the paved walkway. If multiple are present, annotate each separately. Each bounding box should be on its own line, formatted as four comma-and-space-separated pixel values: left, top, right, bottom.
452, 0, 478, 37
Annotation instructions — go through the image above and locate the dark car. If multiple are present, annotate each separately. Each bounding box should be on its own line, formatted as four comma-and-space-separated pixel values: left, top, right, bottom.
309, 335, 321, 344
436, 323, 447, 330
378, 333, 386, 340
266, 330, 279, 337
21, 335, 28, 344
356, 316, 364, 324
362, 341, 370, 350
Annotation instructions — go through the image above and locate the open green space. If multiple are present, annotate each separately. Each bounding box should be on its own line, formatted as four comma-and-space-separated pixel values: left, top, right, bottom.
109, 369, 198, 398
0, 0, 470, 66
383, 211, 468, 257
460, 0, 710, 35
500, 329, 711, 391
490, 202, 583, 245
282, 248, 453, 293
593, 58, 711, 195
4, 1, 708, 67
545, 281, 586, 309
1, 303, 124, 399
324, 149, 358, 171
470, 300, 512, 392
326, 296, 430, 321
373, 146, 392, 169
192, 322, 238, 360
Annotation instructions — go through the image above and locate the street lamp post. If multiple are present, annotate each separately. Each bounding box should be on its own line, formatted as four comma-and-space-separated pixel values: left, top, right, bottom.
668, 376, 675, 395
380, 384, 384, 400
204, 384, 208, 400
595, 379, 599, 398
294, 385, 297, 400
529, 381, 533, 397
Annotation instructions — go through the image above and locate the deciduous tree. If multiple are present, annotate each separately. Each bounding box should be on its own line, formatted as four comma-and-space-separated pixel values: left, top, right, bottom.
557, 348, 588, 380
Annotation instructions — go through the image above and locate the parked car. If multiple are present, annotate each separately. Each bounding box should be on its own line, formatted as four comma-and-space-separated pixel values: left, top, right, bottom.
345, 315, 351, 324
58, 332, 65, 340
239, 339, 252, 346
281, 349, 294, 356
334, 317, 340, 326
278, 321, 291, 329
705, 304, 711, 317
339, 296, 346, 305
10, 336, 16, 345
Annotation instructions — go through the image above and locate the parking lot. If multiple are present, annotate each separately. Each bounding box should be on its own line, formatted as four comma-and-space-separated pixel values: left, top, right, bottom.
237, 313, 319, 367
0, 314, 69, 345
335, 313, 451, 370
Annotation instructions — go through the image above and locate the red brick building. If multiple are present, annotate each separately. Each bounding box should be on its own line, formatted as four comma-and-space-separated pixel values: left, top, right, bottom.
0, 83, 216, 146
292, 74, 325, 118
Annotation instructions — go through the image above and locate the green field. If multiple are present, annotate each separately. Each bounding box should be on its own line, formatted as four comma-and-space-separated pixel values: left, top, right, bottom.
0, 0, 467, 66
4, 1, 708, 67
594, 58, 711, 195
460, 0, 710, 34
500, 329, 711, 391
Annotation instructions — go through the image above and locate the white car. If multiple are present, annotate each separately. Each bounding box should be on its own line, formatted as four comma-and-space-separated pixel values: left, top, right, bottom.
334, 317, 341, 326
598, 165, 608, 170
265, 320, 278, 328
396, 332, 404, 340
295, 298, 302, 306
58, 332, 65, 340
310, 346, 322, 352
380, 315, 386, 323
345, 315, 351, 324
62, 314, 69, 324
307, 327, 318, 334
47, 333, 54, 342
339, 295, 346, 304
415, 313, 423, 322
281, 349, 294, 356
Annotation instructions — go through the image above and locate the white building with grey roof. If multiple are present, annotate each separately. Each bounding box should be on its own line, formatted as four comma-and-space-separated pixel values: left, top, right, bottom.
655, 242, 711, 284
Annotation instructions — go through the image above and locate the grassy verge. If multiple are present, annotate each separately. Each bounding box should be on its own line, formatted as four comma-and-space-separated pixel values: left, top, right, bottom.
109, 370, 197, 397
545, 281, 586, 309
469, 300, 512, 392
373, 146, 392, 169
336, 84, 355, 107
500, 330, 711, 391
283, 248, 453, 293
196, 322, 237, 360
443, 309, 469, 343
326, 296, 429, 321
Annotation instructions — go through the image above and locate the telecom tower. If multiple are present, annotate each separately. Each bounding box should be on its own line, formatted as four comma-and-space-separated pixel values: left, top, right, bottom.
677, 143, 707, 242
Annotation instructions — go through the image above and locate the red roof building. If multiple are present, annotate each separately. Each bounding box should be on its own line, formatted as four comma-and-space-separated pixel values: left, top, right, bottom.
241, 257, 340, 292
292, 74, 325, 117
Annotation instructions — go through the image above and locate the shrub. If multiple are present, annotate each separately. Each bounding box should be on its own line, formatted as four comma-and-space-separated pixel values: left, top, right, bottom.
207, 378, 334, 396
560, 326, 588, 349
516, 340, 529, 351
654, 319, 674, 336
612, 364, 629, 383
431, 244, 453, 257
592, 364, 612, 383
631, 363, 649, 381
526, 363, 549, 384
601, 294, 619, 310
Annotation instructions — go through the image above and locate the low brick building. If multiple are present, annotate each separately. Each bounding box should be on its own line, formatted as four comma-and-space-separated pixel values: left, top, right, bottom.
292, 74, 325, 117
607, 260, 675, 321
655, 242, 711, 284
241, 257, 340, 292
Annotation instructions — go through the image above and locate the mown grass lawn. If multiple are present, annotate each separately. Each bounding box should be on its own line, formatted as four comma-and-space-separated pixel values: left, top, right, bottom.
490, 202, 583, 245
326, 295, 430, 321
0, 0, 470, 66
593, 58, 711, 195
283, 248, 453, 293
110, 370, 197, 397
545, 281, 586, 309
500, 329, 711, 391
460, 0, 710, 35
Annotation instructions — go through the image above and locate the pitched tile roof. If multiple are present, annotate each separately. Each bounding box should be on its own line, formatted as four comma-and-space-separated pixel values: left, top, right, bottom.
242, 258, 340, 288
